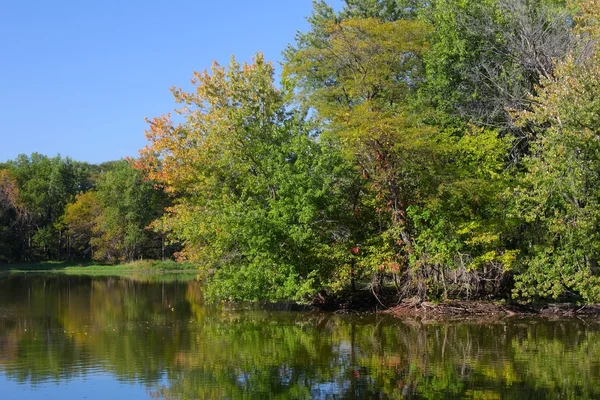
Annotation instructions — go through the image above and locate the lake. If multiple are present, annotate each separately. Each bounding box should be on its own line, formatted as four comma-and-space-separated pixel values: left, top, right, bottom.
0, 274, 599, 399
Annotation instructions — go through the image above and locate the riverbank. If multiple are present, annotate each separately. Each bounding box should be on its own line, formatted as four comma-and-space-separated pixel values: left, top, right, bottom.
311, 290, 600, 319
3, 264, 598, 318
382, 300, 600, 319
0, 260, 200, 277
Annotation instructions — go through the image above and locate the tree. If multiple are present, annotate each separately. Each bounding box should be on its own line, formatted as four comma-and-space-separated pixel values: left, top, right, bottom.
91, 160, 168, 263
407, 126, 517, 299
511, 1, 600, 302
0, 169, 26, 262
340, 0, 426, 20
285, 16, 440, 292
5, 153, 95, 260
139, 54, 352, 301
62, 191, 101, 260
284, 2, 525, 300
421, 0, 575, 157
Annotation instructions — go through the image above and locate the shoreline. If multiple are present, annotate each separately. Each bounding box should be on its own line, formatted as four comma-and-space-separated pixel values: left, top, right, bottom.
308, 290, 600, 319
2, 269, 599, 319
229, 296, 600, 320
380, 300, 600, 320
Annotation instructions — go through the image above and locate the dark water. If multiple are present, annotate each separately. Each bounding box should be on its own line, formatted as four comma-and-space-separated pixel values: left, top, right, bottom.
0, 275, 599, 399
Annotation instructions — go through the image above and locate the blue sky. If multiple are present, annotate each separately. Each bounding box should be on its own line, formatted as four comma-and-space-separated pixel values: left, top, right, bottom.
0, 0, 343, 164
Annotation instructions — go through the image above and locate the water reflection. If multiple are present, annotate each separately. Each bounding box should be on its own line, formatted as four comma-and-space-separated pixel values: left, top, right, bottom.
0, 275, 599, 399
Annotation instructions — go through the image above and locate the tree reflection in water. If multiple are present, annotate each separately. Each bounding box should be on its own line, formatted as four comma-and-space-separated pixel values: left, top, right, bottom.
0, 275, 599, 399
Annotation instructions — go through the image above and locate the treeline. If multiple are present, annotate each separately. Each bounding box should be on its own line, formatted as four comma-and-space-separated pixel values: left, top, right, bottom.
0, 155, 171, 263
138, 0, 600, 303
5, 0, 600, 304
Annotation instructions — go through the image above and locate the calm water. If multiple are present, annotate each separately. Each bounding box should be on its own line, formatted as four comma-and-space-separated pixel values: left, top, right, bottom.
0, 275, 599, 399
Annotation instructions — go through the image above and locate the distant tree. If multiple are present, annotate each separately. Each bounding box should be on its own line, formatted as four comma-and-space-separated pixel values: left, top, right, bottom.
92, 160, 168, 263
0, 169, 26, 262
61, 191, 101, 260
5, 154, 95, 260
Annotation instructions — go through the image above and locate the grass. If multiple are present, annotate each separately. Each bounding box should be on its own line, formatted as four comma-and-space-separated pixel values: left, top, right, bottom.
0, 260, 200, 278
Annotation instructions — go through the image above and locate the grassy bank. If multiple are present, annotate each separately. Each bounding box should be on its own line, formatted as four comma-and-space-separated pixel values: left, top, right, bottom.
0, 260, 199, 277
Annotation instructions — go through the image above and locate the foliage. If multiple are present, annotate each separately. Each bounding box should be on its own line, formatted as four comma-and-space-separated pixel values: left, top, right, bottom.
407, 126, 517, 298
512, 40, 600, 301
0, 155, 170, 264
421, 0, 575, 133
285, 15, 438, 296
340, 0, 426, 20
283, 8, 519, 299
1, 154, 95, 261
62, 191, 101, 259
92, 160, 168, 262
60, 160, 169, 263
0, 169, 25, 262
138, 54, 352, 301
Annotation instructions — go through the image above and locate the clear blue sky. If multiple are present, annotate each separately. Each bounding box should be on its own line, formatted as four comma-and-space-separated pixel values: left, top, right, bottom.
0, 0, 343, 164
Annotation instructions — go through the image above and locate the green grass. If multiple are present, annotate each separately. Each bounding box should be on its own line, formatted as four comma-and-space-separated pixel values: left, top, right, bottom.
0, 260, 200, 278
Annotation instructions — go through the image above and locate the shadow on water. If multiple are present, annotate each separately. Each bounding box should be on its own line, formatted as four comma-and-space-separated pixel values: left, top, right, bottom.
0, 274, 599, 399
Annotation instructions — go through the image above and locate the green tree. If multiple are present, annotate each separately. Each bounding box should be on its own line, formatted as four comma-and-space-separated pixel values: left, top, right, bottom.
421, 0, 575, 155
285, 16, 442, 295
407, 126, 517, 299
284, 2, 526, 300
340, 0, 426, 20
511, 4, 600, 301
92, 160, 168, 263
5, 154, 94, 261
139, 54, 353, 301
